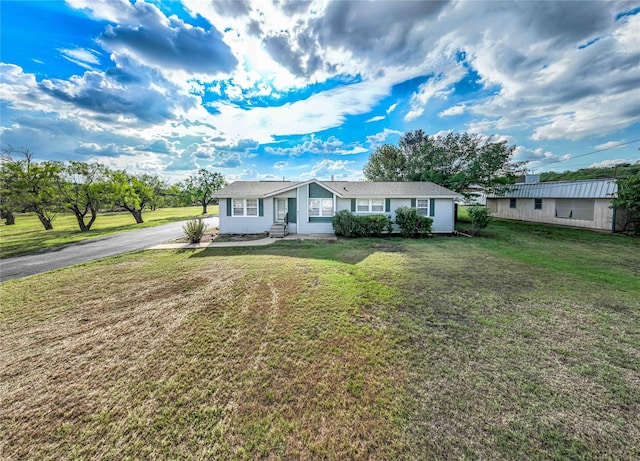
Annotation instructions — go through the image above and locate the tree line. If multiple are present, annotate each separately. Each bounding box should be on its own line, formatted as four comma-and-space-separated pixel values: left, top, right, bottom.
0, 147, 225, 231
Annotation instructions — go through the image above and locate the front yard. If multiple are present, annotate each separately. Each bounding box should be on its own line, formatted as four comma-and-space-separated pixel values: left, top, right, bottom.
1, 221, 638, 459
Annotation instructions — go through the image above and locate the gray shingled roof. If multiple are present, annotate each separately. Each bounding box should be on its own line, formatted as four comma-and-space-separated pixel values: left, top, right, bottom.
214, 180, 461, 198
319, 181, 461, 198
486, 179, 618, 199
213, 181, 299, 198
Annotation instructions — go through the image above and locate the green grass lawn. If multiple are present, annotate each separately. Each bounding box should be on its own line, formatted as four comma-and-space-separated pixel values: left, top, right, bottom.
1, 221, 638, 459
0, 206, 216, 258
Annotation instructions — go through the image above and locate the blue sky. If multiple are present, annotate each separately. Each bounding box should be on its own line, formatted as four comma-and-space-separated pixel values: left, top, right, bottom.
1, 0, 639, 182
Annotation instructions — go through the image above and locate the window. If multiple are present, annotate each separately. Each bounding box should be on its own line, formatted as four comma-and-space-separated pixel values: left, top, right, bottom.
534, 198, 542, 210
356, 199, 385, 213
309, 198, 333, 217
555, 199, 594, 221
416, 199, 429, 216
232, 198, 258, 217
510, 198, 517, 209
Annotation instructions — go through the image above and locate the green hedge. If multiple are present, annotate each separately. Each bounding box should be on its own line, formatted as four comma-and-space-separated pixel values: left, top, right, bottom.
332, 210, 393, 237
394, 206, 432, 238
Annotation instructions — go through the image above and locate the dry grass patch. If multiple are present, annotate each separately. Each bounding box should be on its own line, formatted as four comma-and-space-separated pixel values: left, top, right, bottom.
1, 221, 639, 460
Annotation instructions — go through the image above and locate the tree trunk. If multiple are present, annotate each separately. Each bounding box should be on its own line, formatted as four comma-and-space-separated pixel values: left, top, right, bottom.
74, 212, 89, 232
36, 212, 54, 230
201, 201, 207, 214
4, 211, 15, 225
131, 209, 144, 223
86, 208, 98, 230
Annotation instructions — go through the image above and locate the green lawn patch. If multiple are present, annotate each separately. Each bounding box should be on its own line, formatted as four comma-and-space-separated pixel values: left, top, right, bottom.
0, 206, 216, 258
1, 220, 638, 459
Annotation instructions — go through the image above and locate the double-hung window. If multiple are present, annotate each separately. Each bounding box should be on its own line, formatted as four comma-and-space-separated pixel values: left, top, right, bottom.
416, 199, 429, 216
534, 198, 542, 210
356, 199, 384, 213
232, 198, 258, 217
309, 198, 333, 217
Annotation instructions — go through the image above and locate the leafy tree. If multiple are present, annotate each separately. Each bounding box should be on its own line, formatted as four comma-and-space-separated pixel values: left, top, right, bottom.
0, 147, 61, 230
107, 171, 156, 224
364, 131, 525, 194
467, 205, 492, 236
362, 144, 408, 181
56, 162, 109, 231
182, 169, 226, 214
540, 163, 640, 182
612, 172, 640, 233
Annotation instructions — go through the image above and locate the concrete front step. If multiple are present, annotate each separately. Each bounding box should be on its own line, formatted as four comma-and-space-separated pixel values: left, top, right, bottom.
269, 223, 288, 238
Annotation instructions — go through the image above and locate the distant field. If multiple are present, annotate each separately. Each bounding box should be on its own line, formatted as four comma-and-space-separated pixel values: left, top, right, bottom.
0, 206, 217, 258
1, 221, 638, 459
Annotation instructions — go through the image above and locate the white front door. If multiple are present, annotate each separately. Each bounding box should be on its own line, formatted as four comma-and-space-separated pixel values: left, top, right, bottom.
276, 198, 288, 222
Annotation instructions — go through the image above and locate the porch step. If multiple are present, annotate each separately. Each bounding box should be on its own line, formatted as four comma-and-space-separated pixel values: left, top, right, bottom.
269, 223, 288, 238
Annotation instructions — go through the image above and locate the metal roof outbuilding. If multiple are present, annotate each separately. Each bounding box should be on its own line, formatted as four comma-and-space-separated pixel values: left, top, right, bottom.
487, 179, 618, 199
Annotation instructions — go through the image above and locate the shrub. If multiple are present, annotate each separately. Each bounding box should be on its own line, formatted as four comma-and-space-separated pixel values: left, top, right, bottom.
333, 210, 361, 237
183, 218, 208, 243
395, 206, 433, 238
467, 205, 492, 235
333, 210, 392, 237
358, 214, 388, 237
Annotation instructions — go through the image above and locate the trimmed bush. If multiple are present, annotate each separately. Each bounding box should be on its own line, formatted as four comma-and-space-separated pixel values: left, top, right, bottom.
333, 210, 392, 237
333, 209, 361, 237
395, 206, 433, 238
183, 218, 208, 243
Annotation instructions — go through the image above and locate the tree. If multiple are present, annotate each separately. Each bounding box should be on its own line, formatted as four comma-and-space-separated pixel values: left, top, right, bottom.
56, 162, 109, 231
362, 144, 408, 181
0, 147, 61, 230
612, 172, 640, 233
182, 169, 226, 214
107, 171, 156, 224
467, 205, 492, 236
364, 131, 526, 194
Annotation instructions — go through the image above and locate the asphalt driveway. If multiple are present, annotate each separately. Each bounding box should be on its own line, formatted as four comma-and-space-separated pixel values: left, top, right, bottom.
0, 217, 219, 282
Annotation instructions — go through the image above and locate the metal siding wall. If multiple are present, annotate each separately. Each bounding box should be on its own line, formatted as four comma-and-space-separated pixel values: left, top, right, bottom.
488, 198, 613, 230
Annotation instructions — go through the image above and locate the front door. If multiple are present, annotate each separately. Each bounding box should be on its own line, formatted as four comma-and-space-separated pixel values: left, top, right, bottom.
275, 198, 288, 222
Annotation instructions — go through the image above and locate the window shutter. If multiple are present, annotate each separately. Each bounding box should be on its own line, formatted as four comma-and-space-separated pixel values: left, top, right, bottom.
429, 199, 435, 217
258, 198, 264, 216
411, 198, 416, 208
351, 198, 356, 212
226, 198, 231, 216
385, 199, 391, 213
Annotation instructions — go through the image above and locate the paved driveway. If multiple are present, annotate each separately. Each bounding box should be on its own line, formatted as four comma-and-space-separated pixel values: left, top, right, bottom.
0, 217, 219, 282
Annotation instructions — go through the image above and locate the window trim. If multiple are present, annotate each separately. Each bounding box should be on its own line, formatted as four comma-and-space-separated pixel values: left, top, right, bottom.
232, 198, 259, 217
356, 198, 385, 213
309, 197, 334, 217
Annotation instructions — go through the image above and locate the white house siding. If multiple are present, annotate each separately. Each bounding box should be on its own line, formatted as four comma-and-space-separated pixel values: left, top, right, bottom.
218, 198, 273, 234
487, 198, 614, 231
296, 184, 335, 233
337, 197, 455, 233
431, 199, 456, 233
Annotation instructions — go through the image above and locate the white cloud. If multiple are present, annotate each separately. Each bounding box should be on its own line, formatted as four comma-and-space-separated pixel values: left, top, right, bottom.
59, 48, 102, 70
439, 104, 466, 117
405, 63, 468, 121
589, 158, 640, 168
386, 103, 397, 114
594, 141, 625, 150
264, 135, 366, 156
365, 115, 385, 123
